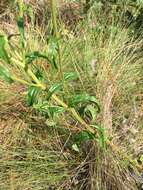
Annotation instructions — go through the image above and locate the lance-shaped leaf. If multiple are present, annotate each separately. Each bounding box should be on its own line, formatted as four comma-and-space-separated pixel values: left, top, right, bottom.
0, 35, 10, 64
68, 94, 100, 111
92, 125, 106, 149
47, 36, 58, 55
17, 17, 25, 48
34, 101, 65, 116
48, 105, 65, 116
47, 83, 62, 100
25, 51, 50, 64
74, 130, 95, 143
63, 72, 78, 81
84, 104, 98, 123
0, 65, 13, 83
27, 86, 40, 106
51, 56, 57, 69
47, 36, 59, 69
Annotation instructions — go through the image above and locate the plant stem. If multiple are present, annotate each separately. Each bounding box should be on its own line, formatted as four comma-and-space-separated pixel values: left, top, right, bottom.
27, 69, 46, 90
11, 49, 143, 172
17, 0, 24, 18
50, 0, 58, 37
11, 58, 46, 89
11, 76, 32, 86
11, 63, 142, 169
49, 0, 63, 79
12, 55, 94, 132
52, 94, 95, 133
69, 108, 95, 133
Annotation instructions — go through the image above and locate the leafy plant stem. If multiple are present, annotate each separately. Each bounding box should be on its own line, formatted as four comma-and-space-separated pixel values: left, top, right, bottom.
4, 66, 139, 167
11, 57, 92, 132
69, 108, 95, 133
26, 69, 46, 89
52, 94, 95, 133
11, 58, 46, 89
50, 0, 58, 37
49, 0, 63, 80
11, 58, 122, 151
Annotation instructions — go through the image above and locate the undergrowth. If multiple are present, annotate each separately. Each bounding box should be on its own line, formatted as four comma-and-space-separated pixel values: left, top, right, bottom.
0, 0, 143, 190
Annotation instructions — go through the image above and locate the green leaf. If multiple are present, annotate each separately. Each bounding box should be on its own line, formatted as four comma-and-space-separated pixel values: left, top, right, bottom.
72, 144, 80, 152
47, 36, 59, 69
47, 36, 59, 55
47, 83, 62, 100
0, 65, 13, 83
73, 131, 95, 153
17, 17, 25, 48
74, 130, 95, 143
51, 56, 58, 69
48, 105, 65, 116
35, 68, 43, 80
140, 155, 143, 163
84, 105, 98, 123
0, 35, 10, 64
25, 51, 50, 71
25, 51, 50, 64
68, 94, 100, 110
34, 102, 65, 115
27, 86, 39, 106
92, 125, 106, 149
34, 101, 65, 118
63, 72, 78, 81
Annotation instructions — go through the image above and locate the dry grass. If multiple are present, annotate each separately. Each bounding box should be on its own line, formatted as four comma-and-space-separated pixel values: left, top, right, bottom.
63, 21, 143, 189
0, 1, 143, 190
89, 26, 143, 190
0, 83, 75, 189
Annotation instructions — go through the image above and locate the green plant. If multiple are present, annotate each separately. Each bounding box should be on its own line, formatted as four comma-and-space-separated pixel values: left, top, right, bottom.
0, 1, 143, 189
0, 0, 105, 151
